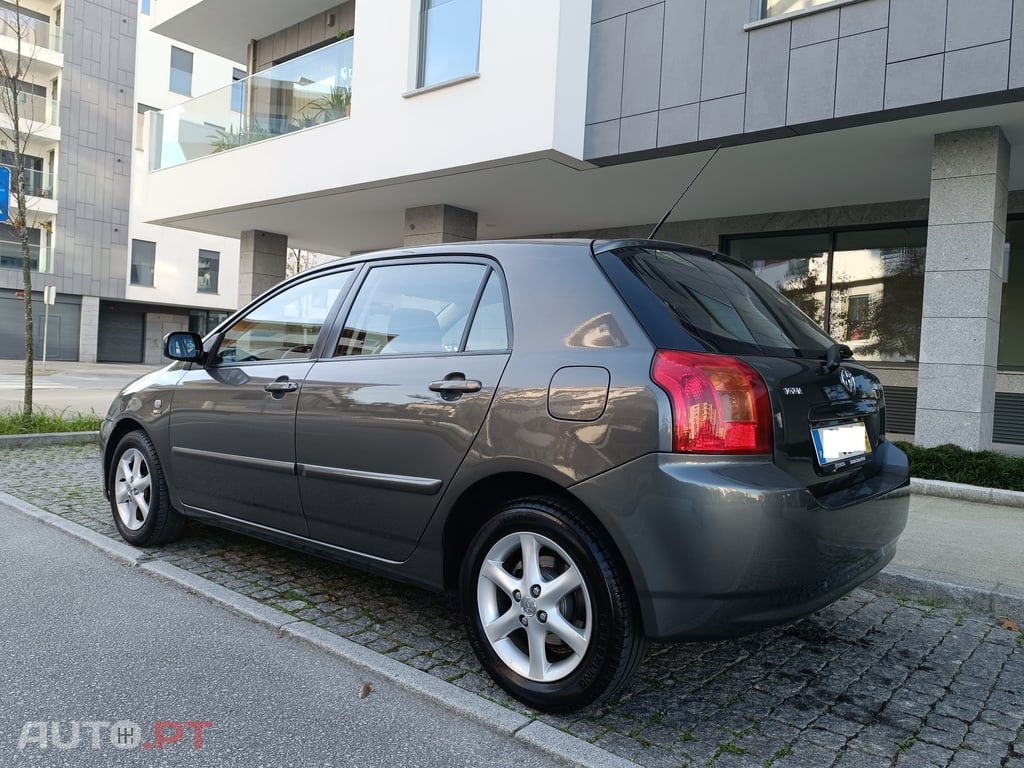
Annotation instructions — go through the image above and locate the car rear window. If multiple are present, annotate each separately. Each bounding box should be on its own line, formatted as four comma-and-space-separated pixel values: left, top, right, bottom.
600, 246, 834, 358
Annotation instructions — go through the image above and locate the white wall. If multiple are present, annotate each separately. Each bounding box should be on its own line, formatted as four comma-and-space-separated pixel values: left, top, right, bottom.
141, 0, 592, 226
126, 7, 241, 310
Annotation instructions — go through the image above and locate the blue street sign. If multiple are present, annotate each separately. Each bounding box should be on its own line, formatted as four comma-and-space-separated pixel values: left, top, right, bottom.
0, 166, 9, 223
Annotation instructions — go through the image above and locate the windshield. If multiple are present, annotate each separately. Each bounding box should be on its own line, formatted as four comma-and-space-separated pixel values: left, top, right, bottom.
609, 247, 834, 358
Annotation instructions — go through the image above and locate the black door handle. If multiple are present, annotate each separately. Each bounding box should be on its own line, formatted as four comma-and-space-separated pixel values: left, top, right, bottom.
429, 374, 482, 401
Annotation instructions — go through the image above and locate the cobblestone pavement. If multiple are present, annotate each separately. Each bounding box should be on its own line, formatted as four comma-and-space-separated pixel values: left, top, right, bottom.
4, 443, 1023, 768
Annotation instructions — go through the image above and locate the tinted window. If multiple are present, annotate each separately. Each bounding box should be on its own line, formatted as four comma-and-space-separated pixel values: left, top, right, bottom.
337, 262, 489, 356
214, 271, 352, 364
608, 247, 834, 358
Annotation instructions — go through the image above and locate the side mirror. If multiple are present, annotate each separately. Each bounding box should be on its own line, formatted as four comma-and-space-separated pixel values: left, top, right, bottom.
164, 331, 204, 361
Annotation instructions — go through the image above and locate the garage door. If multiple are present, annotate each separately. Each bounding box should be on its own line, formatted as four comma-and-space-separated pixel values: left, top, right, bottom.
97, 304, 144, 363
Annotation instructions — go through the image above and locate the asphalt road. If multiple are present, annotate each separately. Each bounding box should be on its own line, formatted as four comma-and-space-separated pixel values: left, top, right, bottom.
0, 505, 578, 768
0, 362, 155, 416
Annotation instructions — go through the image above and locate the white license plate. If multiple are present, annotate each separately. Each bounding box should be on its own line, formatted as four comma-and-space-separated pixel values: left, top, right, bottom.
811, 422, 871, 466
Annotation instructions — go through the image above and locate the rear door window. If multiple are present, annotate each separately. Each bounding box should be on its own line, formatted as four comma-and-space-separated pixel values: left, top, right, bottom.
601, 246, 834, 358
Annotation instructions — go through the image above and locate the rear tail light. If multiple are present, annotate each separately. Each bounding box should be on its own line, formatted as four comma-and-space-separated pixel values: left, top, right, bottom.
651, 350, 773, 454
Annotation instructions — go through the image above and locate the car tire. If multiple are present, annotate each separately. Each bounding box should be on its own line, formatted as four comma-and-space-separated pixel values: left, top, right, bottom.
109, 430, 184, 546
460, 496, 647, 712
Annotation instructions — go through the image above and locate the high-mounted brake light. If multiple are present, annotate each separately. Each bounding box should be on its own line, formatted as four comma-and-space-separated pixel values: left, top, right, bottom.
651, 350, 773, 454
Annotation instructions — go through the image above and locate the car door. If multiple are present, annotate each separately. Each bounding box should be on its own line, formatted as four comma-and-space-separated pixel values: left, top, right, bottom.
296, 258, 511, 561
169, 269, 354, 534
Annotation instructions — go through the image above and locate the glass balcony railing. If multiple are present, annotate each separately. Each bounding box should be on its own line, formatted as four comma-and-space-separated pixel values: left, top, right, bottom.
151, 37, 353, 171
1, 165, 55, 198
3, 93, 60, 127
0, 240, 53, 273
0, 8, 62, 53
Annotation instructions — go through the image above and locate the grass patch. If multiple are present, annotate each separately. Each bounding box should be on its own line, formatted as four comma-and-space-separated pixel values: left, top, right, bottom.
895, 441, 1024, 492
0, 406, 102, 435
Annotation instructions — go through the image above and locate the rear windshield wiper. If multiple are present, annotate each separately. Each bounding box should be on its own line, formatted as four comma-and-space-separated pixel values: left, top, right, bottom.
820, 342, 853, 374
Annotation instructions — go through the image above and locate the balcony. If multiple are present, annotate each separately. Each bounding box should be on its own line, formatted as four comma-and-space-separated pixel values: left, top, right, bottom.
0, 239, 53, 274
0, 7, 62, 53
0, 92, 60, 129
2, 165, 55, 199
151, 37, 353, 171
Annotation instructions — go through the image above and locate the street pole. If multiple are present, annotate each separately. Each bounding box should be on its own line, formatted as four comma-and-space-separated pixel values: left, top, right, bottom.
42, 285, 54, 371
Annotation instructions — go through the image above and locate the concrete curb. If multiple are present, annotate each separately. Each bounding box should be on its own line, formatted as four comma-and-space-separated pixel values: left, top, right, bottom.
868, 566, 1024, 621
0, 493, 634, 768
911, 477, 1024, 509
0, 431, 100, 450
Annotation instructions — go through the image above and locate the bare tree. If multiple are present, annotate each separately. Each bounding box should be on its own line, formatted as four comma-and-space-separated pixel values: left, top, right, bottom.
286, 247, 327, 277
0, 0, 50, 419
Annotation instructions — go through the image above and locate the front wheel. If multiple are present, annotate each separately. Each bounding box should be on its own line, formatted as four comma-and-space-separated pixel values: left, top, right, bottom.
460, 497, 647, 712
109, 430, 184, 546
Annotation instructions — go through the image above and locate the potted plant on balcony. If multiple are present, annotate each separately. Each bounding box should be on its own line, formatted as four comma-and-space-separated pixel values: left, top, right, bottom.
303, 85, 352, 124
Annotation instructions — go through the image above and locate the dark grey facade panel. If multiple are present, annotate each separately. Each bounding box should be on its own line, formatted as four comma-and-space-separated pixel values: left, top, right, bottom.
838, 0, 889, 36
622, 4, 665, 117
586, 17, 626, 124
698, 94, 745, 140
942, 41, 1011, 100
700, 1, 749, 100
786, 39, 838, 124
659, 0, 705, 109
883, 54, 945, 109
744, 19, 790, 132
887, 0, 947, 62
790, 6, 839, 48
945, 0, 1012, 50
585, 0, 1024, 163
836, 29, 888, 116
620, 112, 659, 153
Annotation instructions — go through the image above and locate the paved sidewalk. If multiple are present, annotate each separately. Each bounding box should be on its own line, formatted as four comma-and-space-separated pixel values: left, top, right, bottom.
0, 443, 1022, 768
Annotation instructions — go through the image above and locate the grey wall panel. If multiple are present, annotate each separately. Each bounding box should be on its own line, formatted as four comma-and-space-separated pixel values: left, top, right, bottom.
942, 42, 1011, 99
587, 17, 626, 124
787, 39, 838, 125
944, 0, 1012, 51
884, 54, 944, 109
836, 29, 887, 117
620, 112, 659, 153
585, 120, 621, 158
791, 7, 839, 48
744, 20, 790, 132
839, 0, 890, 36
700, 0, 749, 100
887, 0, 947, 62
658, 103, 699, 147
593, 0, 662, 23
622, 4, 665, 117
698, 94, 745, 140
660, 0, 706, 109
1013, 0, 1024, 89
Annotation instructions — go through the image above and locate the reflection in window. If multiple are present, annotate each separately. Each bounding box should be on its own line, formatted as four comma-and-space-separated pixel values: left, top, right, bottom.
130, 239, 156, 287
418, 0, 482, 88
197, 249, 220, 293
215, 271, 351, 364
725, 227, 927, 363
170, 46, 193, 96
337, 262, 489, 356
761, 0, 838, 19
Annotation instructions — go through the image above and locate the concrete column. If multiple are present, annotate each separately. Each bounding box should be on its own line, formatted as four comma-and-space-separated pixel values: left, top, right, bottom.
403, 205, 477, 246
915, 127, 1009, 450
238, 230, 288, 307
78, 296, 99, 363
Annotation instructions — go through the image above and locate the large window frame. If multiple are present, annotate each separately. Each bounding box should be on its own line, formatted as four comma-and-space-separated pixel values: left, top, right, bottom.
130, 239, 156, 287
169, 46, 193, 96
756, 0, 842, 20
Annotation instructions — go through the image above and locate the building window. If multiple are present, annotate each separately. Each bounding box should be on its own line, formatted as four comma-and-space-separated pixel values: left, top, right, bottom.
0, 223, 41, 271
759, 0, 838, 18
230, 68, 246, 113
140, 0, 150, 14
169, 46, 193, 96
130, 239, 156, 287
417, 0, 482, 89
998, 218, 1024, 369
724, 226, 927, 364
197, 249, 219, 293
189, 309, 229, 336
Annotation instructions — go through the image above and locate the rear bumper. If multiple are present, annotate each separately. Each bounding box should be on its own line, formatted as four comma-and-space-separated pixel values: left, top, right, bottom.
570, 440, 910, 641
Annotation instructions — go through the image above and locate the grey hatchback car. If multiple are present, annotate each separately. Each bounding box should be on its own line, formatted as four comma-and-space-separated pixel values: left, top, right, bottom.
101, 239, 909, 712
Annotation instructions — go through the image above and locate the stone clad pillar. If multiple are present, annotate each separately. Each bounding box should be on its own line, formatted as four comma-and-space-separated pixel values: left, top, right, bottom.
238, 230, 288, 307
403, 205, 477, 246
915, 127, 1009, 450
78, 296, 99, 363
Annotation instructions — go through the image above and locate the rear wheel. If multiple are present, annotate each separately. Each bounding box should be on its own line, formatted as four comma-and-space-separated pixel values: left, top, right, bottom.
109, 430, 184, 546
460, 496, 646, 712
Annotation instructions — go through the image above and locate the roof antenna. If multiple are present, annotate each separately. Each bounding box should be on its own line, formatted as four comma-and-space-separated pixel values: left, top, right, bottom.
648, 145, 721, 240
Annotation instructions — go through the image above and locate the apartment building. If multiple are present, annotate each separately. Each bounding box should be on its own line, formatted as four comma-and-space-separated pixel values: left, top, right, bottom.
141, 0, 1024, 450
0, 0, 240, 365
